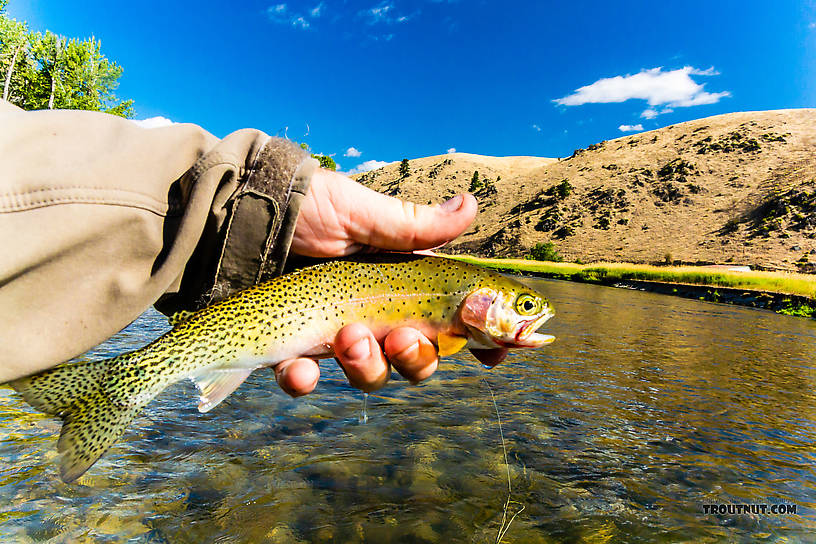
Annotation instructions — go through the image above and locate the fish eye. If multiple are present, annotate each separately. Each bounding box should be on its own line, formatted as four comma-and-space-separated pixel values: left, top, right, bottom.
515, 294, 539, 316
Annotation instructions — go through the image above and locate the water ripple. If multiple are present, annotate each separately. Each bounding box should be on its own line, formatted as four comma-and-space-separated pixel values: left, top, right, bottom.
1, 285, 815, 542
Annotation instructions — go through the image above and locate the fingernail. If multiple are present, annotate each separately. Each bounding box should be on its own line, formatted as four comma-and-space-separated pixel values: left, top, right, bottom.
344, 337, 371, 361
394, 341, 419, 364
439, 194, 464, 212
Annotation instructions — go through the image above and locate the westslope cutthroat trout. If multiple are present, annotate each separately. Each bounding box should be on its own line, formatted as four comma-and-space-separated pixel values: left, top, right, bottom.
9, 255, 555, 482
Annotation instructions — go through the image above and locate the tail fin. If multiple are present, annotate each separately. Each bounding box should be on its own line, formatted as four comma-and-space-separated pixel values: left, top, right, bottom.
10, 359, 140, 483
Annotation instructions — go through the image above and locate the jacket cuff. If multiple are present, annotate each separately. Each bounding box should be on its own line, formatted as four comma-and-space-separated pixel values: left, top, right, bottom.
209, 138, 317, 301
155, 137, 317, 314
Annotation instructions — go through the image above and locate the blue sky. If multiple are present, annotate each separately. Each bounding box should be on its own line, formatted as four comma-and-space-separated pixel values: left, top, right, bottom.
7, 1, 816, 173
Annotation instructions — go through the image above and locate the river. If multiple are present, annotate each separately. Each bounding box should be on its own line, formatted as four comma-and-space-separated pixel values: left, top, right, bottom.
1, 279, 815, 543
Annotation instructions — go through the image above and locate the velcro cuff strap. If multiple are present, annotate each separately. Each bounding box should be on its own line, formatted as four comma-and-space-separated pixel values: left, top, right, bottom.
214, 188, 280, 292
210, 138, 316, 300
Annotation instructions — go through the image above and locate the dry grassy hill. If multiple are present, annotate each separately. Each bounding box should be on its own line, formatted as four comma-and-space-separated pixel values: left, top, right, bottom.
353, 109, 816, 272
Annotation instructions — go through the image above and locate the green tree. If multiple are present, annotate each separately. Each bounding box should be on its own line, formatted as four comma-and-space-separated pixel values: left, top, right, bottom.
313, 154, 336, 171
29, 31, 65, 110
298, 143, 337, 171
528, 242, 563, 262
399, 158, 410, 177
469, 170, 482, 192
0, 4, 133, 117
0, 6, 31, 104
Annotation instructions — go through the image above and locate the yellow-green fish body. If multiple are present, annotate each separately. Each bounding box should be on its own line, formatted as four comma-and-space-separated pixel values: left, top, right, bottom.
10, 255, 554, 482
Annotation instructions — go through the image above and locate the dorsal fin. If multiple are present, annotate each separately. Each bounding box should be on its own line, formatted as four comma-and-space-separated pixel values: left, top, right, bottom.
168, 310, 196, 327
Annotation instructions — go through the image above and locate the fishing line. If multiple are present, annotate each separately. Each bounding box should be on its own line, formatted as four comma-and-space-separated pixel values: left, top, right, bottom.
483, 376, 525, 543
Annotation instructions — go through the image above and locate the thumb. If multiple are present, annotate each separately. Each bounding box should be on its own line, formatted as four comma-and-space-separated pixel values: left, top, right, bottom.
350, 192, 478, 251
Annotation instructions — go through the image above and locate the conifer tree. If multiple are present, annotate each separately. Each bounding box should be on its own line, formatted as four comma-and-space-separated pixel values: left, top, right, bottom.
399, 159, 410, 177
469, 170, 483, 191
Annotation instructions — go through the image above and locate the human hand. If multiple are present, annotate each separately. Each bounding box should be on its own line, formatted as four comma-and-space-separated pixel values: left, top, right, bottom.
275, 168, 505, 397
290, 168, 476, 257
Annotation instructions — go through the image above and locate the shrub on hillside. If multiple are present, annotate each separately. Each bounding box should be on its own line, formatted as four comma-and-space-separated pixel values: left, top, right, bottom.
722, 218, 740, 234
657, 158, 696, 181
528, 242, 564, 262
546, 179, 572, 199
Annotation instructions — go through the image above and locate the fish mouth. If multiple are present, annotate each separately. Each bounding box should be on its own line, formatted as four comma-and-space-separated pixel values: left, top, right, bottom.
513, 309, 555, 348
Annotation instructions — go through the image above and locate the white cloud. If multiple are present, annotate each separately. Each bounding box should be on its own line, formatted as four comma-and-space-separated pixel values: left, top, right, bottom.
366, 3, 393, 23
553, 66, 730, 116
446, 147, 456, 153
532, 124, 542, 132
347, 159, 391, 174
689, 66, 719, 76
618, 124, 644, 132
267, 3, 288, 22
344, 146, 362, 157
360, 2, 417, 25
131, 116, 175, 128
810, 22, 816, 29
267, 3, 317, 30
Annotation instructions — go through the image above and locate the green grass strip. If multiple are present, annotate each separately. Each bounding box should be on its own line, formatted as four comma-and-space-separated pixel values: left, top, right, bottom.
446, 255, 816, 300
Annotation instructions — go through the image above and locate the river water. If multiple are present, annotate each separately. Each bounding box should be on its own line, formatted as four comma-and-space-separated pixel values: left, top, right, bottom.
1, 279, 815, 543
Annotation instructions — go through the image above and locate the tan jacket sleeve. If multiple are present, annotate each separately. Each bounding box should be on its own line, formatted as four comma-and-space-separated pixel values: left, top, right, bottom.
0, 100, 318, 382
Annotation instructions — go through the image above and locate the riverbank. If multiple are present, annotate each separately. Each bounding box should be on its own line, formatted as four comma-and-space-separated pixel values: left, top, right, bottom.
445, 255, 816, 318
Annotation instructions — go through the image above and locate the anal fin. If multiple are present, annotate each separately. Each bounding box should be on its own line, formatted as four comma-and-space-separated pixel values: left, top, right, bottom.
437, 333, 468, 357
190, 368, 253, 413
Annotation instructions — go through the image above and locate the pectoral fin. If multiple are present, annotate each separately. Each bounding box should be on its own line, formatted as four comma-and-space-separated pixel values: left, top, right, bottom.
190, 368, 253, 413
437, 333, 468, 357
